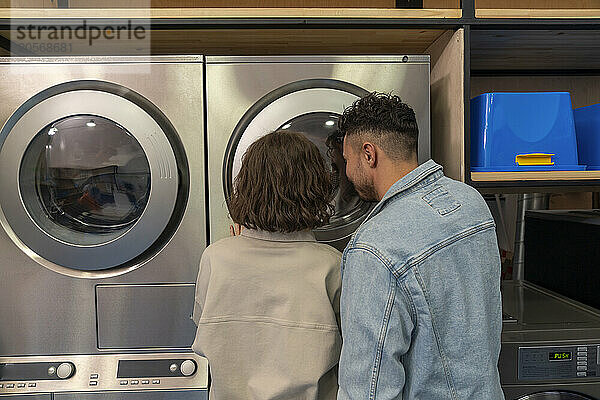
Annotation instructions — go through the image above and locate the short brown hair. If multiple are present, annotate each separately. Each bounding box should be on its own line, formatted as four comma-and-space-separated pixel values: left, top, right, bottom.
228, 130, 333, 233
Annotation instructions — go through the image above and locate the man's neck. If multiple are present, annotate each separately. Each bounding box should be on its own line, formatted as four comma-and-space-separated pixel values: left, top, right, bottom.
375, 160, 419, 200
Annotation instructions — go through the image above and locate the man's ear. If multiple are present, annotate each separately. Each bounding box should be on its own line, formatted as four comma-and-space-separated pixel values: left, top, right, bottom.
363, 142, 377, 168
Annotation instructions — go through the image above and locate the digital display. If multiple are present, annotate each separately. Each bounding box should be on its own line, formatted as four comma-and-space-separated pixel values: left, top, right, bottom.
549, 351, 572, 361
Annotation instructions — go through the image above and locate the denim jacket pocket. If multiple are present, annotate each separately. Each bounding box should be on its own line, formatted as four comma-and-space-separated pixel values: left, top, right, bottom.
422, 186, 461, 216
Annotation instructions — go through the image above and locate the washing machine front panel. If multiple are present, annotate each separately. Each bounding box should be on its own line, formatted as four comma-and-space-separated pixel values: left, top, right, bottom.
0, 352, 208, 398
0, 57, 205, 357
500, 282, 600, 400
206, 56, 430, 245
0, 88, 178, 274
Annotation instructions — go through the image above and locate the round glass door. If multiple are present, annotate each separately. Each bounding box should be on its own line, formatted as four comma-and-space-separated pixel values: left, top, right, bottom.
223, 79, 372, 251
20, 115, 150, 246
518, 392, 595, 399
0, 82, 183, 276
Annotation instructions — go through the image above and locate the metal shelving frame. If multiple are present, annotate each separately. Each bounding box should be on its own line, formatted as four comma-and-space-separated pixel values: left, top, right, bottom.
0, 0, 598, 191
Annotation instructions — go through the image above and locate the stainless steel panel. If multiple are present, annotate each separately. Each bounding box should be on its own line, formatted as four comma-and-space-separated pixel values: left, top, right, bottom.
96, 285, 196, 349
206, 56, 430, 243
0, 56, 206, 356
500, 281, 600, 399
206, 55, 430, 64
0, 396, 51, 399
502, 281, 600, 336
0, 353, 208, 394
0, 56, 203, 65
0, 89, 178, 272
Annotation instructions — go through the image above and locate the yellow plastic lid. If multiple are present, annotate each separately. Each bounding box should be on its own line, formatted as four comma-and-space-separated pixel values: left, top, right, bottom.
516, 153, 555, 166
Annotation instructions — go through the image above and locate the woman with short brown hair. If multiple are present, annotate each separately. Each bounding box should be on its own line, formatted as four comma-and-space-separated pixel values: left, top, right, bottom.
192, 130, 342, 400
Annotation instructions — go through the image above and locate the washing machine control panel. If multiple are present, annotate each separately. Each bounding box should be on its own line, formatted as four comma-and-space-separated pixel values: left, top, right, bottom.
0, 353, 208, 395
519, 344, 600, 381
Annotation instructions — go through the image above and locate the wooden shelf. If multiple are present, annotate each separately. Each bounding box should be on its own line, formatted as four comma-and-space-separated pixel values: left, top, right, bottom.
0, 0, 461, 8
476, 8, 600, 19
0, 28, 450, 56
0, 7, 462, 20
471, 171, 600, 182
470, 30, 600, 72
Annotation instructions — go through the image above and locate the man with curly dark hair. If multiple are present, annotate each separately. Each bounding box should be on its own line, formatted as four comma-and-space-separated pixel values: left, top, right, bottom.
192, 130, 342, 400
337, 92, 504, 399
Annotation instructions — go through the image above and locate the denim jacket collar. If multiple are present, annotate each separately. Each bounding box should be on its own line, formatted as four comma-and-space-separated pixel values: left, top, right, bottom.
241, 228, 316, 243
366, 160, 443, 222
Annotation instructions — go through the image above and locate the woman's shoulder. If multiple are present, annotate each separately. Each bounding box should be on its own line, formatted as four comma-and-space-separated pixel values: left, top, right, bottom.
313, 242, 342, 257
302, 242, 342, 265
200, 236, 240, 256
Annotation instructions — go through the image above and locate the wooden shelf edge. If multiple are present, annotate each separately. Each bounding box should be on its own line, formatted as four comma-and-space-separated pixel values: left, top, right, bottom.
476, 8, 600, 19
471, 171, 600, 182
0, 8, 462, 19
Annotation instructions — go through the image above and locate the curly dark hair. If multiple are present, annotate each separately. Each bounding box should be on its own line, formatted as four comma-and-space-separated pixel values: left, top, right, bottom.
338, 92, 419, 161
228, 130, 334, 233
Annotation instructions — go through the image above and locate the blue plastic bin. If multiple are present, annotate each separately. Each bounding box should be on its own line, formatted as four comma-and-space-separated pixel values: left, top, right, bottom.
574, 103, 600, 170
471, 92, 586, 172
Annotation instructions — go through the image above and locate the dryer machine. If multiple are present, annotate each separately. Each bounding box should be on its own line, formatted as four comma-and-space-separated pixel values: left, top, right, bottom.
0, 57, 208, 397
501, 281, 600, 399
206, 56, 430, 249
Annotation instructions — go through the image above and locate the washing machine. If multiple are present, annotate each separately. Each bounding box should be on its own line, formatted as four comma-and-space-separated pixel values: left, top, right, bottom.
0, 57, 208, 398
206, 55, 430, 248
501, 281, 600, 399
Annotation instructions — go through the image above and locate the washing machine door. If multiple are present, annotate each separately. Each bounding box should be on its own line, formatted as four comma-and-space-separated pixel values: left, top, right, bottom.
517, 392, 595, 399
0, 81, 187, 276
223, 78, 373, 251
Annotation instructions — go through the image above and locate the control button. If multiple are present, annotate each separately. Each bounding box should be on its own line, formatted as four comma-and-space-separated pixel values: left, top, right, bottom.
152, 380, 160, 384
578, 365, 588, 371
120, 380, 128, 385
57, 363, 74, 379
0, 384, 3, 388
6, 383, 14, 388
180, 360, 197, 377
130, 380, 139, 385
578, 372, 587, 377
578, 361, 588, 365
48, 366, 56, 376
28, 383, 36, 388
169, 363, 178, 372
141, 380, 149, 385
89, 381, 98, 386
578, 346, 588, 351
578, 356, 588, 361
578, 351, 588, 357
17, 383, 25, 388
90, 374, 98, 379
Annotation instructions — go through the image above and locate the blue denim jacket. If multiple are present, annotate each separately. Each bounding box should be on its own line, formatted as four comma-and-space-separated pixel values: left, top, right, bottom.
338, 160, 504, 400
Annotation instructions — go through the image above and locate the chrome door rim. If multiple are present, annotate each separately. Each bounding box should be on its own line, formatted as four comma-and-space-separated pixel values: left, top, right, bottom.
222, 78, 374, 245
0, 81, 188, 278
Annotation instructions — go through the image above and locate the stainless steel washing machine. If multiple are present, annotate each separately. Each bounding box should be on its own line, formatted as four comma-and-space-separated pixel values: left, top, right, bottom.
206, 55, 430, 248
0, 57, 207, 396
0, 353, 208, 399
501, 281, 600, 399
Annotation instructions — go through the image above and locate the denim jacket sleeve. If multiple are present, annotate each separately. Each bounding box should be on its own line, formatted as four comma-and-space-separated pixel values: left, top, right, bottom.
338, 246, 415, 400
